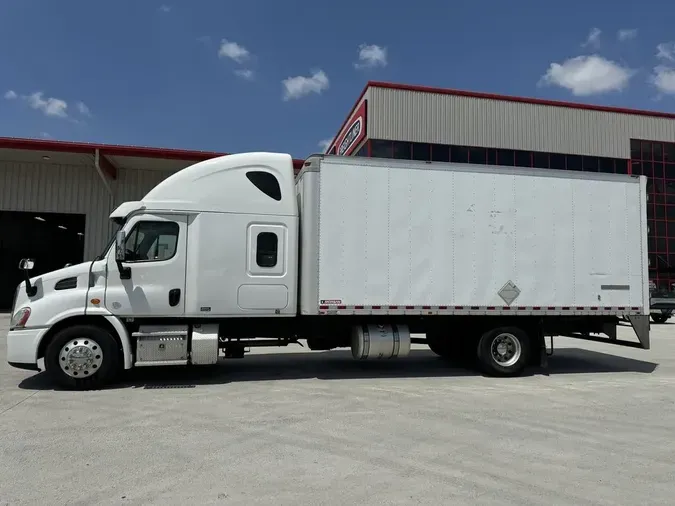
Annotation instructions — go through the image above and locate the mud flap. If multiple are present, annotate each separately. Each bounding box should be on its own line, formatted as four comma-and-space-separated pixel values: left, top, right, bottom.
627, 315, 650, 350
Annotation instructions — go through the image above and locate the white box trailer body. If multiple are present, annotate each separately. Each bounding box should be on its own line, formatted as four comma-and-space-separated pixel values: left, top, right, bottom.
298, 155, 649, 317
6, 151, 651, 390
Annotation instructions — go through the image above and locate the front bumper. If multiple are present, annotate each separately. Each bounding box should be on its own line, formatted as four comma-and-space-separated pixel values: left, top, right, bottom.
7, 327, 48, 370
650, 297, 675, 311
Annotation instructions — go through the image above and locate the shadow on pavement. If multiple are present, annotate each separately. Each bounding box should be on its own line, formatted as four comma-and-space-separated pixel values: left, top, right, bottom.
17, 347, 658, 391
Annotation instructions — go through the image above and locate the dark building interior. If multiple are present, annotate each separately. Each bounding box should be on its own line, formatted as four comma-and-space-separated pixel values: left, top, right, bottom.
0, 211, 85, 310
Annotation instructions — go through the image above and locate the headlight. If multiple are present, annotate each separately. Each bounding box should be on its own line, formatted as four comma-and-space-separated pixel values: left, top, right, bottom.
10, 307, 31, 329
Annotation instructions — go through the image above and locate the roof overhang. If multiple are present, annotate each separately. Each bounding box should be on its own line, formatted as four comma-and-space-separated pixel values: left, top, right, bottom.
0, 137, 306, 178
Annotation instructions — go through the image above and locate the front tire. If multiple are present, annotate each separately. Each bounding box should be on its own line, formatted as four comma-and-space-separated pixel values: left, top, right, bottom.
476, 327, 530, 377
45, 325, 121, 390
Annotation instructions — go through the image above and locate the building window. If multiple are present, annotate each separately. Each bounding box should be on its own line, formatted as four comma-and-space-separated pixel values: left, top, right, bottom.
533, 152, 550, 169
392, 141, 411, 160
497, 149, 514, 166
582, 156, 599, 172
411, 142, 430, 161
256, 232, 278, 268
467, 147, 485, 165
514, 150, 531, 168
451, 146, 469, 164
246, 171, 282, 201
354, 144, 368, 157
566, 155, 582, 171
431, 144, 449, 162
632, 138, 675, 291
369, 139, 392, 158
598, 157, 615, 173
486, 149, 497, 165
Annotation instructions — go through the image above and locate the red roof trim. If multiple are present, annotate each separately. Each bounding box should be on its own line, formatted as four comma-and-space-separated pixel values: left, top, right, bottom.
367, 81, 675, 120
327, 84, 371, 153
0, 137, 305, 170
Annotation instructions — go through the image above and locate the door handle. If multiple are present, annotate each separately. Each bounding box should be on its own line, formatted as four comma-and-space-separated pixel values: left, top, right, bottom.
169, 288, 181, 307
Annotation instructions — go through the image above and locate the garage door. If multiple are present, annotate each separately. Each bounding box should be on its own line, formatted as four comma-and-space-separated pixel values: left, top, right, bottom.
0, 211, 85, 311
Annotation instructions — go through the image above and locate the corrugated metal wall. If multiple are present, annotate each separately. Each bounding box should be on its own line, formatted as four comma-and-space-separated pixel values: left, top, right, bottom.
0, 160, 177, 260
368, 87, 675, 158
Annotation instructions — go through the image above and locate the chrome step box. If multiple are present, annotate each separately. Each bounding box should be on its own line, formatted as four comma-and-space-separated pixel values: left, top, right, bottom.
133, 325, 188, 366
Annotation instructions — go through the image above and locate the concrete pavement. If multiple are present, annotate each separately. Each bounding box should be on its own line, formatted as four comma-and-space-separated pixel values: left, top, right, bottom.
1, 315, 675, 505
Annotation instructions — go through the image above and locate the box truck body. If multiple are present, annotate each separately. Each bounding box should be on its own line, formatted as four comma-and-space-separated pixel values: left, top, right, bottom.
6, 152, 651, 390
298, 155, 648, 315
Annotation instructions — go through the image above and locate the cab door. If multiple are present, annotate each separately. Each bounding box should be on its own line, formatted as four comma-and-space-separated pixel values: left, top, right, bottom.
105, 213, 188, 317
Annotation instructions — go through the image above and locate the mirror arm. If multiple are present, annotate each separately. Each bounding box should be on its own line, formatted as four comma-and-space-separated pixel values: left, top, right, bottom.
114, 229, 131, 280
24, 272, 37, 297
116, 260, 132, 280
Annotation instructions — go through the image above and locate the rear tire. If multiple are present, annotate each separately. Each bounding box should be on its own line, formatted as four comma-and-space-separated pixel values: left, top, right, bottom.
476, 326, 530, 377
45, 324, 121, 390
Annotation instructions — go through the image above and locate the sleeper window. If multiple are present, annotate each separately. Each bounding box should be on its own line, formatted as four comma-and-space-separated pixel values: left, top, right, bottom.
256, 232, 278, 268
246, 171, 282, 201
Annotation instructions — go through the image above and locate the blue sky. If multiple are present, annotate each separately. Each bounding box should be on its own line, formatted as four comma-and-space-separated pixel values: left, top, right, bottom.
1, 0, 675, 159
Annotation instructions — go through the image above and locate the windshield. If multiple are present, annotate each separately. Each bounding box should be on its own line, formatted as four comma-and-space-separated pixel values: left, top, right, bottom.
95, 222, 121, 261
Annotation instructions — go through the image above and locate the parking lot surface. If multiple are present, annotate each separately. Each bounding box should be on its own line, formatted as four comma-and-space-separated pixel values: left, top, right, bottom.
1, 315, 675, 505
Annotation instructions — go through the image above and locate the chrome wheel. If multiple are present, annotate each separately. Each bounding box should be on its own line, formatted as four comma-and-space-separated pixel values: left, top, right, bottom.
490, 332, 521, 367
58, 338, 103, 378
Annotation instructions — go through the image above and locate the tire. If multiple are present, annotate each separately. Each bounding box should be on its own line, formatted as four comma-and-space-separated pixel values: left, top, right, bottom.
651, 313, 670, 324
45, 324, 122, 390
476, 326, 530, 377
426, 333, 452, 358
427, 332, 479, 366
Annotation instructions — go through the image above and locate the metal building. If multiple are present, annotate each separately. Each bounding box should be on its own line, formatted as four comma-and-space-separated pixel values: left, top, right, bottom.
0, 137, 303, 309
325, 81, 675, 298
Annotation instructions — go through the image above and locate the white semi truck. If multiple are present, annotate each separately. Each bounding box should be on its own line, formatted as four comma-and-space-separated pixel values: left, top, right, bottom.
7, 152, 651, 389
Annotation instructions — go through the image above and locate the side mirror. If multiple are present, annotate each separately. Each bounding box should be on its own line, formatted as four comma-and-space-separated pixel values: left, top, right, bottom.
19, 258, 35, 271
115, 230, 126, 262
18, 258, 37, 297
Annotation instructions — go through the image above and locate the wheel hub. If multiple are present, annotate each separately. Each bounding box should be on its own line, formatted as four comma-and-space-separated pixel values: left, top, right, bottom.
490, 333, 521, 367
59, 338, 103, 378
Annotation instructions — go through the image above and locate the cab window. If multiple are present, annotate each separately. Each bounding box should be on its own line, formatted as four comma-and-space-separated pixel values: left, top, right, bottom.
124, 221, 179, 262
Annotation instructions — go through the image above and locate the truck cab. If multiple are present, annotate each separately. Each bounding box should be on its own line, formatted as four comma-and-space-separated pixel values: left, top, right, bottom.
649, 279, 675, 323
7, 152, 299, 388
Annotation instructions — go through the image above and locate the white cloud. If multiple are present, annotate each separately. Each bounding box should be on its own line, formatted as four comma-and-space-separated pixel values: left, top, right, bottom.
218, 39, 250, 63
76, 101, 91, 116
282, 70, 329, 101
7, 89, 91, 120
582, 27, 602, 49
25, 92, 68, 118
657, 42, 675, 62
159, 5, 171, 13
39, 132, 51, 139
234, 69, 254, 80
318, 139, 332, 152
354, 44, 387, 69
651, 66, 675, 95
617, 28, 637, 41
539, 55, 634, 96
